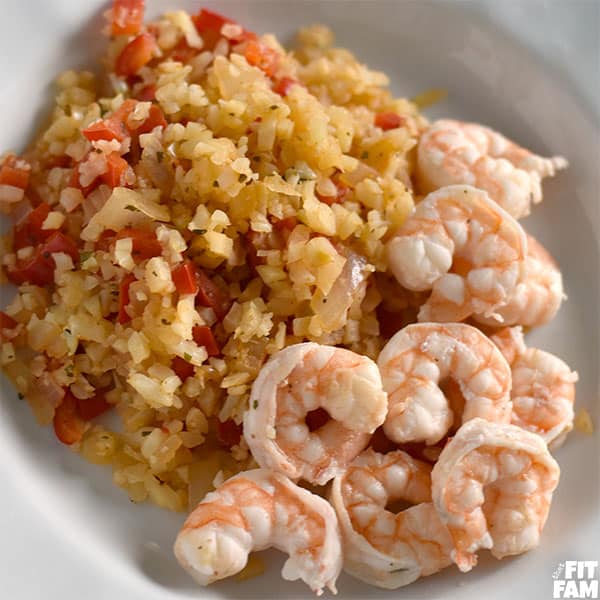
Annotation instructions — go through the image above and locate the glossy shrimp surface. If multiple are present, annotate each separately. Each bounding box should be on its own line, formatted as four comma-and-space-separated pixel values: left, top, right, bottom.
387, 185, 528, 323
431, 418, 560, 572
417, 119, 567, 219
174, 469, 342, 595
377, 323, 512, 445
491, 328, 578, 448
244, 343, 387, 485
476, 234, 564, 328
331, 449, 453, 589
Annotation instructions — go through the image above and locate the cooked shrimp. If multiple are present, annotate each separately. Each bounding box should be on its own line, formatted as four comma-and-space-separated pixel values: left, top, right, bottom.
243, 343, 387, 485
174, 468, 342, 595
387, 185, 528, 322
475, 234, 564, 328
491, 327, 578, 448
377, 323, 512, 445
431, 418, 560, 572
330, 449, 453, 589
417, 119, 567, 219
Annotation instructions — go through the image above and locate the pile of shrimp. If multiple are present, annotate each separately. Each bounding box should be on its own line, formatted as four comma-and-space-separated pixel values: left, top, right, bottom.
173, 119, 577, 594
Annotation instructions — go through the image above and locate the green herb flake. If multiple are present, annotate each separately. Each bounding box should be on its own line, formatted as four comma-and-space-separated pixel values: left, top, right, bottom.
125, 204, 140, 212
238, 174, 247, 183
183, 352, 192, 362
17, 393, 24, 400
360, 151, 369, 159
269, 105, 278, 110
64, 328, 72, 335
64, 365, 74, 377
141, 430, 152, 437
213, 180, 220, 188
156, 151, 164, 163
79, 250, 93, 263
253, 400, 259, 409
193, 229, 207, 235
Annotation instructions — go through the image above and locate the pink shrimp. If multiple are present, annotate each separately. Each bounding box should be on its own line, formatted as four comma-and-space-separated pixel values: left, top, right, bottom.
174, 469, 342, 595
417, 119, 567, 219
330, 448, 453, 589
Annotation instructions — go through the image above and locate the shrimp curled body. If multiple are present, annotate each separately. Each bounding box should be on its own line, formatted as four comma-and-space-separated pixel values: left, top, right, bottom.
244, 343, 388, 485
174, 469, 343, 595
431, 418, 560, 572
387, 185, 527, 323
331, 449, 453, 589
417, 119, 567, 219
377, 323, 512, 445
491, 327, 578, 448
476, 234, 564, 328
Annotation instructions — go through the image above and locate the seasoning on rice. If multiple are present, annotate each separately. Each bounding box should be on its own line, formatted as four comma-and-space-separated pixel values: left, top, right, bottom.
0, 4, 426, 511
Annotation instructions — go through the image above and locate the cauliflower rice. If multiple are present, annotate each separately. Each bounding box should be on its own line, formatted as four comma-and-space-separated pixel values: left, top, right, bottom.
0, 5, 429, 512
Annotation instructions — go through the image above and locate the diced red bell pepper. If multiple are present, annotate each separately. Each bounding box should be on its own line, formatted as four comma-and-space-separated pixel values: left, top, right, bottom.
12, 202, 53, 250
115, 32, 157, 77
95, 229, 117, 252
192, 325, 220, 357
82, 118, 129, 143
135, 104, 167, 135
116, 228, 162, 260
111, 0, 145, 36
83, 99, 166, 143
305, 407, 330, 432
118, 273, 136, 324
53, 392, 86, 445
192, 8, 234, 50
244, 40, 280, 77
135, 84, 156, 102
273, 77, 300, 97
109, 98, 138, 124
100, 153, 129, 188
76, 391, 112, 421
0, 311, 18, 341
7, 231, 78, 286
172, 260, 199, 295
170, 38, 198, 64
0, 156, 31, 189
316, 180, 350, 205
374, 112, 405, 131
69, 160, 100, 196
195, 269, 230, 321
192, 9, 256, 51
216, 418, 242, 448
272, 216, 298, 232
171, 356, 195, 381
192, 8, 234, 32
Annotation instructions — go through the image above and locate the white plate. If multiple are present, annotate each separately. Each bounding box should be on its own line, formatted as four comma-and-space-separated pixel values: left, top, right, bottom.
0, 2, 598, 599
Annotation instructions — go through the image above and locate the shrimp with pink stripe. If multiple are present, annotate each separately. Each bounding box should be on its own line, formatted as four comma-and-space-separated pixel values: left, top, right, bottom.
476, 234, 564, 328
417, 119, 567, 219
331, 448, 453, 589
174, 469, 342, 595
491, 327, 578, 448
377, 323, 512, 445
387, 185, 528, 323
243, 342, 388, 485
432, 418, 560, 572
